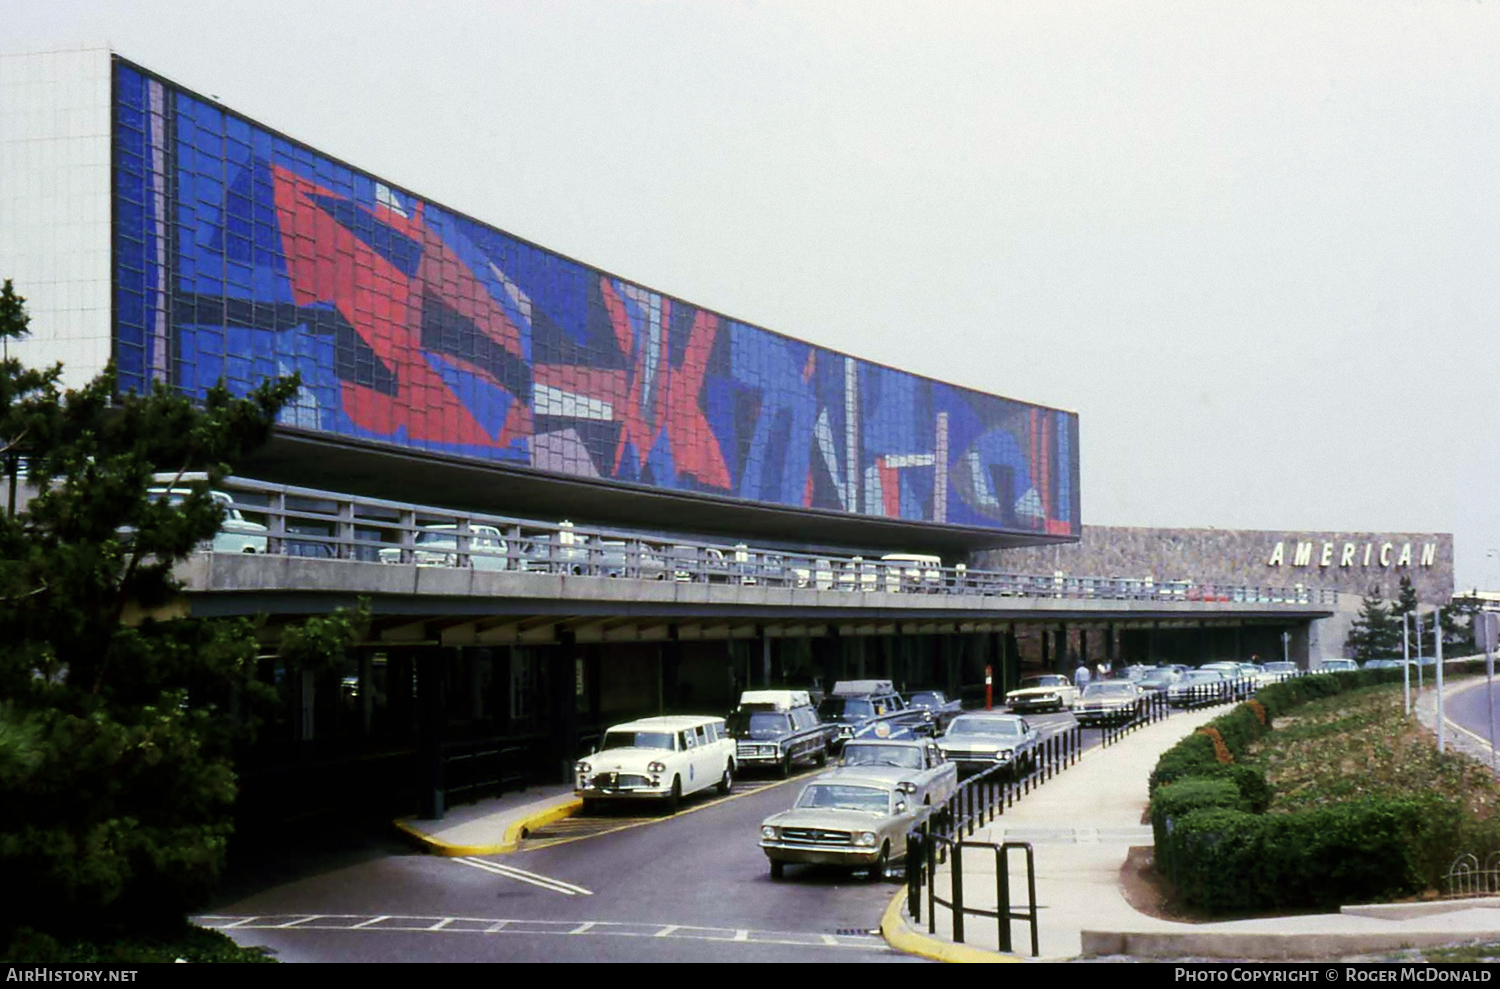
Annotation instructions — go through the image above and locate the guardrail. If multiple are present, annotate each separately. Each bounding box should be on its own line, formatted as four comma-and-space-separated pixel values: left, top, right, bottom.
189, 476, 1340, 608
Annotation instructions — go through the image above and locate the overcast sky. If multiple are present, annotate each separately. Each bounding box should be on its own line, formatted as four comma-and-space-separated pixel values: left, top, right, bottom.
12, 1, 1500, 589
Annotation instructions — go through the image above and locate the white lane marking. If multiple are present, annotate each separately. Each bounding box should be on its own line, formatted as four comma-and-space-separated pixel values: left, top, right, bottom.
457, 857, 575, 895
197, 916, 888, 952
456, 856, 593, 896
273, 916, 319, 929
568, 922, 595, 935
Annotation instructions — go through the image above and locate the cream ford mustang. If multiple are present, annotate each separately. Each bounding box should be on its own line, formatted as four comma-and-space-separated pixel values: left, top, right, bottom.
759, 773, 930, 880
575, 715, 734, 813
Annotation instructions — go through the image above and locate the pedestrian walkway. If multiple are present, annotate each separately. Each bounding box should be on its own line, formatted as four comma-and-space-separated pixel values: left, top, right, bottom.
888, 701, 1500, 961
394, 784, 579, 856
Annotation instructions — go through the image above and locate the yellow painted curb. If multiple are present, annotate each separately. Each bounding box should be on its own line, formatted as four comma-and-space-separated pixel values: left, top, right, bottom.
394, 797, 584, 857
879, 887, 1020, 963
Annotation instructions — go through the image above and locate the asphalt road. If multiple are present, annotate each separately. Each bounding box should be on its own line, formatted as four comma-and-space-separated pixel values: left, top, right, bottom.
1448, 675, 1500, 751
202, 708, 1105, 963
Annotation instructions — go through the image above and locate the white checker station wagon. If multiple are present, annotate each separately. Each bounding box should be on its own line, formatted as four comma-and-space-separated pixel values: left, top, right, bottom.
575, 716, 735, 813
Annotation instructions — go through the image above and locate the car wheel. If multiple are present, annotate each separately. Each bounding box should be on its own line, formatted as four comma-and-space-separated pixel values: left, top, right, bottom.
717, 761, 734, 795
581, 798, 597, 816
665, 776, 682, 814
769, 860, 784, 880
814, 745, 828, 768
867, 843, 890, 882
778, 754, 792, 779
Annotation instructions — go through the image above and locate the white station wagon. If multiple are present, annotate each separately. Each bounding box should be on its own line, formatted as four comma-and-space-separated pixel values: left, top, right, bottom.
575, 715, 735, 813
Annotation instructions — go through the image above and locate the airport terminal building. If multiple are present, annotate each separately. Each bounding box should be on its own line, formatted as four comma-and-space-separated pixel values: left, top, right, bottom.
2, 49, 1434, 816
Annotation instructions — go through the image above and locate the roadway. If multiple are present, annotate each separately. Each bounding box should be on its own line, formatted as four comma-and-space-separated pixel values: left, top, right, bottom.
203, 709, 1091, 962
1448, 673, 1500, 754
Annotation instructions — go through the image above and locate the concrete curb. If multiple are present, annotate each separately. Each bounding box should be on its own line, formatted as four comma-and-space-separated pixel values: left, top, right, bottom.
393, 797, 583, 857
879, 888, 1021, 963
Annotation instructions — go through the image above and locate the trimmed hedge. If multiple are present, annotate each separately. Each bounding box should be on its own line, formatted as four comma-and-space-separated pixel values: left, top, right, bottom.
1162, 797, 1465, 912
1147, 666, 1448, 913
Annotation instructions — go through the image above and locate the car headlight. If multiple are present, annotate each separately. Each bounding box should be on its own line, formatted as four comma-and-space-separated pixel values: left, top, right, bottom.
996, 748, 1013, 760
855, 832, 877, 847
576, 762, 591, 775
839, 725, 854, 737
648, 761, 666, 773
761, 826, 778, 840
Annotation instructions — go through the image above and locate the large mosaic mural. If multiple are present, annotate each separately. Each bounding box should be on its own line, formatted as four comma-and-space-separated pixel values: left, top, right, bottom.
112, 59, 1079, 537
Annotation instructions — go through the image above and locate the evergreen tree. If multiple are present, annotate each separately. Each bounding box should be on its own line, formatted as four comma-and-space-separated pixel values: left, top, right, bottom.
1345, 589, 1400, 661
0, 280, 366, 947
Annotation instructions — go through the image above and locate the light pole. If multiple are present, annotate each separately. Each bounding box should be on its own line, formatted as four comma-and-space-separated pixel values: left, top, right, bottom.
1402, 612, 1411, 716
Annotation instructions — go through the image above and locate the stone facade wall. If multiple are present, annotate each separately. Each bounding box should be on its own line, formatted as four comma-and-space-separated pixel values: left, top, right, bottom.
974, 526, 1454, 607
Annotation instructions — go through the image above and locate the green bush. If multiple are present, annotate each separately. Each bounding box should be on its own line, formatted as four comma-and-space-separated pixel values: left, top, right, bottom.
1147, 667, 1452, 913
1151, 777, 1248, 868
1206, 763, 1273, 814
2, 924, 275, 963
1162, 798, 1453, 912
1149, 731, 1221, 794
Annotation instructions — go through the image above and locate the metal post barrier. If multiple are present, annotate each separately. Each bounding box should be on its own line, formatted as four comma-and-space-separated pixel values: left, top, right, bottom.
907, 827, 924, 923
951, 841, 965, 944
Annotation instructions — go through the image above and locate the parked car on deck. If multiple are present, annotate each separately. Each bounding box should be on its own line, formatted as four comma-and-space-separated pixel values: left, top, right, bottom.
148, 487, 268, 554
1320, 658, 1359, 673
377, 523, 507, 570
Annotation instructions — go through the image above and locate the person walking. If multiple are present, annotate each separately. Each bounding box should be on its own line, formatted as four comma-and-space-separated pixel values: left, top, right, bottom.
1074, 661, 1091, 688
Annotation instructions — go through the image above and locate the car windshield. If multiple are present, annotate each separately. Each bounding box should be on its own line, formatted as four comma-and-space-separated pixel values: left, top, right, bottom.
794, 784, 890, 814
727, 712, 791, 739
1265, 662, 1297, 672
908, 692, 944, 707
1140, 673, 1176, 685
1183, 672, 1224, 683
947, 717, 1021, 737
840, 744, 923, 769
600, 731, 675, 751
1020, 676, 1066, 689
415, 530, 458, 546
1083, 683, 1133, 697
818, 697, 875, 721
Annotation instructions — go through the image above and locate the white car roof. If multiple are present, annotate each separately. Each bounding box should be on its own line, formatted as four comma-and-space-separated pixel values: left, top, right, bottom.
739, 689, 811, 710
606, 715, 724, 733
831, 679, 896, 696
808, 771, 897, 791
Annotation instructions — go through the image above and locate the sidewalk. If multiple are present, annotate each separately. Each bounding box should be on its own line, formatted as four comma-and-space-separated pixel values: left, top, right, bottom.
886, 702, 1500, 962
393, 783, 579, 856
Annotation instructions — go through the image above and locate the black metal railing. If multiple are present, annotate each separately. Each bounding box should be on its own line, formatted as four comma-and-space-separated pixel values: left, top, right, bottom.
906, 831, 1039, 956
440, 732, 550, 801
